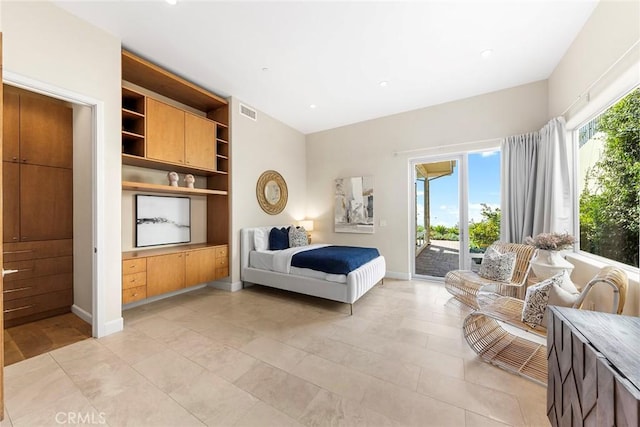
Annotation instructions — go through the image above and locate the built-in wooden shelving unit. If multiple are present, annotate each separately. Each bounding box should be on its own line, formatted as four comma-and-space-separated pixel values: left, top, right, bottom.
122, 181, 227, 196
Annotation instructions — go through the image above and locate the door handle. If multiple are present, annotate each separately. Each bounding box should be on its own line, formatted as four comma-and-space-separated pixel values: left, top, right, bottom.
2, 269, 19, 278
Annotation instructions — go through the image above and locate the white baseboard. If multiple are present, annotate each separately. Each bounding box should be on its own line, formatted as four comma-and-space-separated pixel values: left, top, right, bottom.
385, 271, 411, 280
71, 304, 92, 325
99, 317, 123, 338
208, 280, 243, 292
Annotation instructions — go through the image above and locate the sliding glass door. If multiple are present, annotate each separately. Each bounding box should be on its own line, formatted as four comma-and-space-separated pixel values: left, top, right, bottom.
412, 149, 500, 279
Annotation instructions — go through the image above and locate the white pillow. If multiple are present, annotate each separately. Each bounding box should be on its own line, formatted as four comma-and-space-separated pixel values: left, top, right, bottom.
478, 246, 517, 282
253, 227, 273, 251
522, 272, 580, 327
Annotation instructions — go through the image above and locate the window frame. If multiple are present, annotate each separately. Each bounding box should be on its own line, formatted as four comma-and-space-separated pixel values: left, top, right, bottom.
571, 86, 640, 273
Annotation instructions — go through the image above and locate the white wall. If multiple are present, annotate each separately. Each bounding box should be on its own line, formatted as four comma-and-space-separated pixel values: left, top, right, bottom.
229, 98, 306, 286
549, 0, 640, 122
306, 81, 549, 277
2, 1, 123, 334
548, 0, 640, 316
73, 104, 93, 317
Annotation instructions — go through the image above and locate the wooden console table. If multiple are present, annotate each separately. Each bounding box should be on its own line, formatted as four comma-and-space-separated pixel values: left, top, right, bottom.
547, 306, 640, 426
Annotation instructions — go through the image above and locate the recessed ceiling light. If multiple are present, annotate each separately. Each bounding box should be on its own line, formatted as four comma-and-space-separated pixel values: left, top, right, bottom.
480, 49, 493, 59
309, 104, 317, 109
261, 67, 269, 72
379, 81, 389, 87
166, 0, 177, 4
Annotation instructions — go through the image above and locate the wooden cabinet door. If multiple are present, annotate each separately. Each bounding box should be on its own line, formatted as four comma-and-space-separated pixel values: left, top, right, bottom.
19, 93, 72, 169
3, 162, 19, 243
185, 248, 216, 286
146, 253, 185, 297
184, 113, 215, 170
146, 98, 185, 164
3, 89, 19, 162
20, 164, 73, 241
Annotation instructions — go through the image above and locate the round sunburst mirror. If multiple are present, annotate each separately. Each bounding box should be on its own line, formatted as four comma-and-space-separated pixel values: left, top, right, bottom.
256, 170, 288, 215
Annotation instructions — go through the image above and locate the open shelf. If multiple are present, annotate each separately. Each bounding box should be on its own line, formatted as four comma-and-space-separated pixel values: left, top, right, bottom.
122, 181, 227, 196
122, 153, 228, 177
122, 50, 227, 114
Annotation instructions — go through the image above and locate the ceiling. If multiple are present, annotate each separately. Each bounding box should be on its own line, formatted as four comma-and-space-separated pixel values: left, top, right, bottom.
54, 0, 599, 134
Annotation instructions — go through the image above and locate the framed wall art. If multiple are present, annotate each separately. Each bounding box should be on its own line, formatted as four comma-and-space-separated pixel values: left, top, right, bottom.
136, 194, 191, 247
334, 175, 374, 233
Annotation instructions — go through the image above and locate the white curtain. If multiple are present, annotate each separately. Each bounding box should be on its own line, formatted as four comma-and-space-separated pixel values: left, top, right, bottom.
500, 117, 572, 243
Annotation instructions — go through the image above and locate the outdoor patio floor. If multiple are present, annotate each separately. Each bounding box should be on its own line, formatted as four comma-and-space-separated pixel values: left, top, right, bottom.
415, 240, 481, 278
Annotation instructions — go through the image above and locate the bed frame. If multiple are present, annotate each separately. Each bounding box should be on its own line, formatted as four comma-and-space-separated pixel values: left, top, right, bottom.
240, 227, 386, 313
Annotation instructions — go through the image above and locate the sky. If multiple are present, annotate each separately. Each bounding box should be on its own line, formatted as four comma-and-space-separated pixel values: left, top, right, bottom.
416, 150, 501, 228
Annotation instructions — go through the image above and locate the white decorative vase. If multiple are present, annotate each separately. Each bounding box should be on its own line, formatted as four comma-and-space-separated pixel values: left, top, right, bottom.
530, 249, 574, 280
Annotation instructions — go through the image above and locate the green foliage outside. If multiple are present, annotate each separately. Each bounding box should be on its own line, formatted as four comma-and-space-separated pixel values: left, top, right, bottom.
423, 204, 501, 250
430, 224, 459, 241
579, 88, 640, 267
469, 204, 501, 250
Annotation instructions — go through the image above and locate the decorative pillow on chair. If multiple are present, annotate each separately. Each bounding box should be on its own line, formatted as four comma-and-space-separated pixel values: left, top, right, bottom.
289, 226, 308, 247
522, 271, 579, 327
478, 246, 517, 282
268, 227, 290, 250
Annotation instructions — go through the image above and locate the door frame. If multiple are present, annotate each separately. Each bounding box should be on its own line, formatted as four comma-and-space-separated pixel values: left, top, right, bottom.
410, 153, 470, 279
4, 70, 106, 337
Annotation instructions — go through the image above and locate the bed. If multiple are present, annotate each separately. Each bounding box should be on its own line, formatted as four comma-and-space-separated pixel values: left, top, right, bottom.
240, 226, 386, 313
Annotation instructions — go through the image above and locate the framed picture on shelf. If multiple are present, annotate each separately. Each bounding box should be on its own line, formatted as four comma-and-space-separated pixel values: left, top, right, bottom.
136, 194, 191, 247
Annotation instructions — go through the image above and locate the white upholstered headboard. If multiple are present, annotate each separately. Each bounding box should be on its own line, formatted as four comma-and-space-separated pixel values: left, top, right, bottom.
240, 226, 282, 281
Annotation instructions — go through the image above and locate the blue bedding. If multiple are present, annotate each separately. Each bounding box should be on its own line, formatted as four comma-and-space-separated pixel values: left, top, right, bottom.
291, 246, 380, 275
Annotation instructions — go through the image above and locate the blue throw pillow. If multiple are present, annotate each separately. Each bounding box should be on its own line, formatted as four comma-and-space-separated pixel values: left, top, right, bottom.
269, 227, 289, 250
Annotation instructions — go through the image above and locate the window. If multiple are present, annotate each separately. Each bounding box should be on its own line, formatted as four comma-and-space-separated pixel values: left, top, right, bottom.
576, 87, 639, 268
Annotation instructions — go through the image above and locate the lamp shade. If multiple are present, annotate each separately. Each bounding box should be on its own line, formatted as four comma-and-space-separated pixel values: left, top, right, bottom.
298, 220, 314, 231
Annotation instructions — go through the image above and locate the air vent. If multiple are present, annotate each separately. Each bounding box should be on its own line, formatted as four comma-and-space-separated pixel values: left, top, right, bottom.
239, 103, 257, 121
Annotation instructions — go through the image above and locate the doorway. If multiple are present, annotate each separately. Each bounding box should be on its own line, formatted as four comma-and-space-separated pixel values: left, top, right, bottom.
412, 149, 501, 279
2, 85, 94, 364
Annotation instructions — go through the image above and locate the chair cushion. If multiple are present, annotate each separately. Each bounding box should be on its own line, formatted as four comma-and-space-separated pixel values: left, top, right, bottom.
478, 246, 517, 283
522, 271, 579, 327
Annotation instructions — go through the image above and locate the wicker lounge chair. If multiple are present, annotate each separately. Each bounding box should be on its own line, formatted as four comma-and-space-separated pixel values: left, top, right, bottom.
444, 242, 536, 308
462, 266, 628, 385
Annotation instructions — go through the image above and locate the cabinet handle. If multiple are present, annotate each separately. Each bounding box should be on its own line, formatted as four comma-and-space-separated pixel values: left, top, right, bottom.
4, 304, 34, 313
132, 293, 138, 297
4, 286, 32, 293
2, 269, 19, 278
22, 159, 28, 163
12, 156, 17, 161
129, 265, 136, 268
4, 250, 33, 255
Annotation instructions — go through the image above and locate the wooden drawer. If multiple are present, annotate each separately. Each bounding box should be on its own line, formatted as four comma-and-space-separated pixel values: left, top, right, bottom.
215, 267, 229, 279
123, 285, 147, 304
4, 255, 73, 282
215, 256, 228, 267
122, 271, 146, 290
4, 289, 72, 321
4, 273, 73, 301
214, 245, 228, 258
3, 239, 73, 262
123, 258, 146, 274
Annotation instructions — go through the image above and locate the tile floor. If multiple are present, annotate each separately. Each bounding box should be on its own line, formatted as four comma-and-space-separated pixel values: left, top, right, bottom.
1, 279, 549, 426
